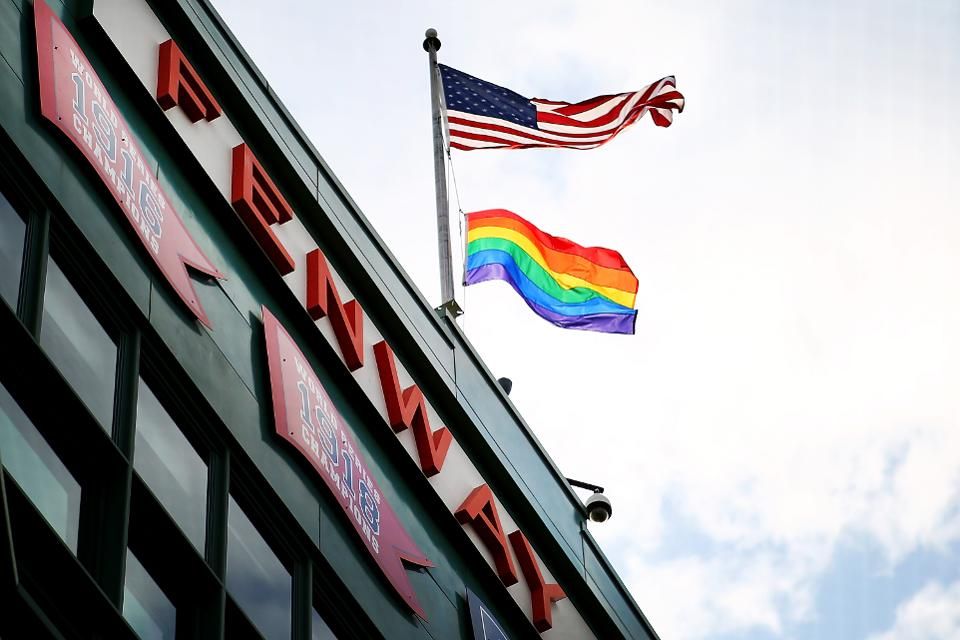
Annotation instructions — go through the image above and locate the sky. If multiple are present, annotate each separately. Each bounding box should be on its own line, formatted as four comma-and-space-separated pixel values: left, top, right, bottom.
210, 1, 960, 638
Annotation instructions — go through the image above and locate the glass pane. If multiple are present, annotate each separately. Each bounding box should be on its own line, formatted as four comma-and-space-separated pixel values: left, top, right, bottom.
134, 380, 207, 552
226, 496, 291, 640
122, 548, 176, 640
312, 608, 336, 640
40, 258, 117, 430
0, 382, 80, 551
0, 192, 25, 309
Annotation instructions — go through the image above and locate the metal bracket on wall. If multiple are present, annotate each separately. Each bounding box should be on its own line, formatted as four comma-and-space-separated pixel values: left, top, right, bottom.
435, 298, 464, 319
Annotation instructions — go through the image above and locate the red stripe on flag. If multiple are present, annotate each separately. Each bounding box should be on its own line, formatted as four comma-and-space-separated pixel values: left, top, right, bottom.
447, 118, 603, 147
467, 209, 636, 272
449, 111, 646, 142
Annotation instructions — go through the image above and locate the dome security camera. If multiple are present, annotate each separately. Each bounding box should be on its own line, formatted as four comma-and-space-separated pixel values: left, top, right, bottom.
566, 478, 613, 523
585, 491, 612, 523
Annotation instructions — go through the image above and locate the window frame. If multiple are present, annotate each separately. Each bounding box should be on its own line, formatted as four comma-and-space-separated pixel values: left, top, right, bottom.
121, 545, 178, 639
224, 487, 300, 640
38, 251, 124, 434
0, 377, 83, 553
132, 375, 212, 554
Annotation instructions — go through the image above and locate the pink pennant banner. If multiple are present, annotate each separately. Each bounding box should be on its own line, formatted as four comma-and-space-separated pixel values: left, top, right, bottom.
34, 0, 224, 326
262, 306, 433, 618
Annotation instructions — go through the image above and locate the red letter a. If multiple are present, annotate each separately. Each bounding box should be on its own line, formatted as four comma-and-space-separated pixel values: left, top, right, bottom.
373, 341, 451, 476
306, 249, 364, 371
455, 484, 518, 586
508, 531, 567, 631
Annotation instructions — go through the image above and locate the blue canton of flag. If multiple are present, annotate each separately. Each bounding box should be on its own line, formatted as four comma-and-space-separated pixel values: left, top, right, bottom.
439, 64, 536, 129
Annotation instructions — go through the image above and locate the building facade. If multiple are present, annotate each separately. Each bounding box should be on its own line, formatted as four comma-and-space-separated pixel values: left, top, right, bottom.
0, 0, 661, 638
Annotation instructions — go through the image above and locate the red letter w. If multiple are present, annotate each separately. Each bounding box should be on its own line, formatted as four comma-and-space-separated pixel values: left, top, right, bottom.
373, 341, 452, 477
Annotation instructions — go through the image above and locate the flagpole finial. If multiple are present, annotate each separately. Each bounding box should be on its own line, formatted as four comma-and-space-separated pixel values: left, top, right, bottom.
423, 28, 441, 52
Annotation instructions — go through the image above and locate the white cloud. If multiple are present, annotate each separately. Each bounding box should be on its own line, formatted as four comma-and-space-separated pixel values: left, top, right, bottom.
623, 550, 825, 640
869, 581, 960, 640
601, 424, 960, 640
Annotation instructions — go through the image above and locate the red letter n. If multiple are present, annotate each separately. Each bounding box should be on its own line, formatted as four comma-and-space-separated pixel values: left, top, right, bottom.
508, 531, 567, 631
372, 341, 451, 477
306, 248, 364, 371
156, 40, 221, 123
230, 143, 295, 275
455, 485, 518, 586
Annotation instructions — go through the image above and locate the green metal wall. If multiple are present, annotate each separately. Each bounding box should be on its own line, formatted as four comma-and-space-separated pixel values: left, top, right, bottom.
0, 0, 659, 638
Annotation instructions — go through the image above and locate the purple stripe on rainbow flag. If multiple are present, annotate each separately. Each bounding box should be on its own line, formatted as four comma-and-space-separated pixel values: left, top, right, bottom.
466, 263, 637, 335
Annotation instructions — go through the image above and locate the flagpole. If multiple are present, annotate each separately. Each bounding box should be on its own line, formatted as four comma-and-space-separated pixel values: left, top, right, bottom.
423, 28, 461, 317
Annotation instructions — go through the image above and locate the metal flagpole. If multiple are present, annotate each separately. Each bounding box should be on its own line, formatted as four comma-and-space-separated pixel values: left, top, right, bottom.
423, 28, 462, 318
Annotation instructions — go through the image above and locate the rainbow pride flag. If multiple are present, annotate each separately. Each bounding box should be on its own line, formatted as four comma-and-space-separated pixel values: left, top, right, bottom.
464, 210, 638, 335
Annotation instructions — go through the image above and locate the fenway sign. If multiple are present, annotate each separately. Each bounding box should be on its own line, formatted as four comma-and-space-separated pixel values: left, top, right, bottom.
90, 0, 590, 635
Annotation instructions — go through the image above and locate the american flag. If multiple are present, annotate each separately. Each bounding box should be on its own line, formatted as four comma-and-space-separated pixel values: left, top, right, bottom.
438, 64, 684, 151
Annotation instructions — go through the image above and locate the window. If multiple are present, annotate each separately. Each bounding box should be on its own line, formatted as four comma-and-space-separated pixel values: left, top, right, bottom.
134, 380, 207, 552
226, 495, 291, 640
312, 608, 336, 640
122, 548, 176, 640
0, 382, 80, 551
0, 191, 25, 309
39, 258, 118, 430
